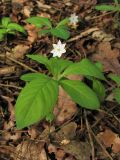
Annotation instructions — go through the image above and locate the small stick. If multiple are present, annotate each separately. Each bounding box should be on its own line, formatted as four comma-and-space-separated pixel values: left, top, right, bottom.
84, 110, 95, 160
0, 83, 22, 90
6, 56, 38, 73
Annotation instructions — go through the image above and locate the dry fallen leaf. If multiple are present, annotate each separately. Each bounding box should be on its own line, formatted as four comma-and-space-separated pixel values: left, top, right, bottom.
92, 30, 114, 42
0, 66, 15, 75
55, 149, 65, 160
54, 75, 82, 125
14, 140, 46, 160
28, 126, 39, 140
97, 128, 120, 153
10, 44, 30, 59
23, 6, 32, 17
12, 0, 26, 3
92, 42, 120, 74
54, 86, 78, 125
24, 24, 39, 43
2, 96, 15, 121
61, 140, 91, 160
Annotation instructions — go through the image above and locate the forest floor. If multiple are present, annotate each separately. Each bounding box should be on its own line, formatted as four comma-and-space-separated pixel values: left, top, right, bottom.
1, 0, 120, 160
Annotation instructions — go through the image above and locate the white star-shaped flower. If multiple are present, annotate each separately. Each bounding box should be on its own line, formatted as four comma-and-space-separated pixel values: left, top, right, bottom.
69, 13, 79, 26
51, 40, 66, 57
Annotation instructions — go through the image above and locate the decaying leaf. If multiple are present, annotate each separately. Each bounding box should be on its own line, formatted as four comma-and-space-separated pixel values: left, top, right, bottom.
97, 128, 120, 153
54, 75, 82, 125
14, 140, 46, 160
54, 86, 77, 125
24, 24, 39, 43
0, 66, 15, 75
48, 122, 90, 160
61, 140, 91, 160
2, 96, 15, 121
28, 126, 39, 140
6, 44, 30, 59
92, 30, 114, 42
92, 42, 120, 74
55, 122, 77, 141
23, 6, 32, 17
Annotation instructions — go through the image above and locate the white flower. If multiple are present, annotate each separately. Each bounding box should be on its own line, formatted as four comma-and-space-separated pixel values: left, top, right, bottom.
69, 13, 79, 26
51, 40, 66, 57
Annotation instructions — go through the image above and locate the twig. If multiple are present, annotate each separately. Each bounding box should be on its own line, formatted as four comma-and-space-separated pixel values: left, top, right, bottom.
89, 11, 114, 20
98, 108, 120, 124
0, 83, 22, 90
6, 56, 38, 73
84, 110, 95, 160
66, 27, 99, 43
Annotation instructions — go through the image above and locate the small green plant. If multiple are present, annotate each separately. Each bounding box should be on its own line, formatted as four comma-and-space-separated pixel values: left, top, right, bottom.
26, 16, 70, 40
95, 0, 120, 12
15, 54, 106, 129
108, 74, 120, 104
0, 17, 26, 41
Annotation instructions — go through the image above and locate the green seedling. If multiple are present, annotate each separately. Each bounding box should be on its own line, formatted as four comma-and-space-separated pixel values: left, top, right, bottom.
26, 16, 70, 40
108, 74, 120, 104
0, 17, 26, 41
15, 55, 105, 129
95, 0, 120, 28
95, 0, 120, 12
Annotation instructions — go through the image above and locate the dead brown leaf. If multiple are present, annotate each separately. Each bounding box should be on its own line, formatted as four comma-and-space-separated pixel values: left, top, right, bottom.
6, 44, 30, 59
54, 75, 81, 125
92, 42, 120, 74
28, 126, 39, 140
24, 24, 39, 43
54, 75, 83, 124
2, 96, 15, 121
14, 140, 46, 160
23, 6, 32, 17
54, 122, 77, 143
55, 149, 65, 160
61, 140, 91, 160
97, 128, 120, 153
0, 66, 15, 75
92, 30, 114, 42
54, 86, 77, 125
12, 0, 26, 4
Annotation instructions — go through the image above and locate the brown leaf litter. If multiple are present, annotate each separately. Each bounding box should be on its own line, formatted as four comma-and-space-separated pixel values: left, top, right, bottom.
97, 128, 120, 154
92, 41, 120, 74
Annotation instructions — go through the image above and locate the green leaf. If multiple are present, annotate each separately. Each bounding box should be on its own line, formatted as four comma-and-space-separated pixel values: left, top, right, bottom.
50, 26, 70, 40
108, 74, 120, 85
27, 55, 72, 78
15, 77, 58, 129
95, 62, 103, 72
7, 23, 26, 34
60, 79, 100, 109
7, 31, 16, 35
0, 29, 7, 34
49, 57, 73, 78
20, 73, 50, 82
95, 5, 120, 11
39, 29, 50, 35
113, 88, 120, 104
26, 17, 52, 28
27, 54, 51, 71
0, 29, 6, 40
0, 33, 4, 40
46, 112, 55, 122
62, 58, 105, 80
1, 17, 11, 27
93, 79, 106, 101
57, 18, 70, 27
